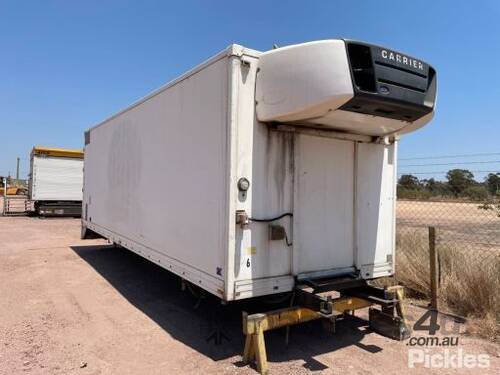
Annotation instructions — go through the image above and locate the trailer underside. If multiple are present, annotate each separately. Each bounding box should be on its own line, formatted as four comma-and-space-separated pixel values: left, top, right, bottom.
35, 201, 82, 217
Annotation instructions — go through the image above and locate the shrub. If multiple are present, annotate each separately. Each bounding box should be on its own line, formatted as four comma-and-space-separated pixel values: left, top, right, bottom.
462, 185, 489, 201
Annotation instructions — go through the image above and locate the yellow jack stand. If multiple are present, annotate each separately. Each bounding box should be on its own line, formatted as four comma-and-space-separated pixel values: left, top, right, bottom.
242, 297, 371, 374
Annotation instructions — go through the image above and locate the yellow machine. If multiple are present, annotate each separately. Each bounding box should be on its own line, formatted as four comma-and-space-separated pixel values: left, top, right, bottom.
0, 177, 25, 196
0, 186, 21, 195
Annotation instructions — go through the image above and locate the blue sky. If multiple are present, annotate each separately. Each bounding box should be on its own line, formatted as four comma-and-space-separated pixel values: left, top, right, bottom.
1, 1, 499, 180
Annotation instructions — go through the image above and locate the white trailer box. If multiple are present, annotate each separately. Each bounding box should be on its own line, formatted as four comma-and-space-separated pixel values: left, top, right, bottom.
82, 40, 436, 301
29, 146, 84, 216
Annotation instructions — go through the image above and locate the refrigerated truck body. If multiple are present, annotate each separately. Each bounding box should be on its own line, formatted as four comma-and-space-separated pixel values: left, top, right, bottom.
29, 146, 84, 216
82, 40, 436, 301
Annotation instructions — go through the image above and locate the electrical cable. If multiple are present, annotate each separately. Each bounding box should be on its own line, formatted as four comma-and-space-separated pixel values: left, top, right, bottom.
399, 160, 500, 167
249, 212, 294, 246
248, 212, 293, 222
398, 170, 500, 175
399, 152, 500, 161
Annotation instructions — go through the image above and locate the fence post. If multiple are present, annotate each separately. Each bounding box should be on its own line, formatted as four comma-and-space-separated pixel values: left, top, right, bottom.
428, 226, 438, 310
2, 177, 6, 216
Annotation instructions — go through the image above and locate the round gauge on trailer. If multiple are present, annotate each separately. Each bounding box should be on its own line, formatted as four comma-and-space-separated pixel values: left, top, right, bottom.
237, 177, 250, 192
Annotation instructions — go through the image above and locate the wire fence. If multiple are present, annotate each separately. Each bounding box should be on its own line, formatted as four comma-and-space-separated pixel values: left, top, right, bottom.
395, 195, 500, 328
395, 151, 500, 333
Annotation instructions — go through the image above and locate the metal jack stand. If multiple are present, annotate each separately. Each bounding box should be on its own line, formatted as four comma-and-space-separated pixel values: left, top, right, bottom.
241, 279, 410, 374
368, 285, 411, 341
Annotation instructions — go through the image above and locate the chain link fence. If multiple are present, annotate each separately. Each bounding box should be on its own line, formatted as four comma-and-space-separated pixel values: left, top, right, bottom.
395, 198, 500, 337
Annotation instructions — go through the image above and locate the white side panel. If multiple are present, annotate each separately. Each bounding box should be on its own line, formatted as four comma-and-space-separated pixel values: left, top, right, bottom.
229, 54, 295, 299
83, 56, 230, 296
356, 142, 397, 278
31, 156, 83, 201
234, 129, 295, 280
294, 135, 355, 275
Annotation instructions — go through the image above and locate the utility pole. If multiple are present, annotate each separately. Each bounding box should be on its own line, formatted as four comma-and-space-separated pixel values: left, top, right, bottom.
2, 177, 6, 215
16, 157, 20, 181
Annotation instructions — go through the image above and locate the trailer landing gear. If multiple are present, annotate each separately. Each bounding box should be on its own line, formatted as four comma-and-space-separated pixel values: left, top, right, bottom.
241, 282, 410, 374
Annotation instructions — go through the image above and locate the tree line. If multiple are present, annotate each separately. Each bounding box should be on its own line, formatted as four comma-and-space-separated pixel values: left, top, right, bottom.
398, 169, 500, 201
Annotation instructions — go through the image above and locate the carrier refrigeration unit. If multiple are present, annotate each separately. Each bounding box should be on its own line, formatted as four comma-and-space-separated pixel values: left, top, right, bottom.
82, 40, 436, 327
29, 146, 84, 216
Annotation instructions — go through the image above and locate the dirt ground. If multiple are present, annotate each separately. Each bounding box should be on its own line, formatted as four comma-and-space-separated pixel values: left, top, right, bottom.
397, 200, 500, 253
0, 216, 498, 375
397, 200, 500, 228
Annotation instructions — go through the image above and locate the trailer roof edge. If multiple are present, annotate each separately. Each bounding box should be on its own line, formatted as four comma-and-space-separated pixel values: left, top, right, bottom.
32, 146, 84, 159
86, 44, 262, 134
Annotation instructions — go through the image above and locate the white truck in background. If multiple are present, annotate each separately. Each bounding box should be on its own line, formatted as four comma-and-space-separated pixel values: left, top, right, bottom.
29, 146, 84, 216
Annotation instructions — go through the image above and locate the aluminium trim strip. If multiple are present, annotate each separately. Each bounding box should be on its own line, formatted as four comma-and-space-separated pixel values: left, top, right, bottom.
273, 124, 374, 143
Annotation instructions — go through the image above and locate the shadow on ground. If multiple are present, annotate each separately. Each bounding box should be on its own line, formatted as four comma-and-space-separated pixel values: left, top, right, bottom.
71, 244, 380, 371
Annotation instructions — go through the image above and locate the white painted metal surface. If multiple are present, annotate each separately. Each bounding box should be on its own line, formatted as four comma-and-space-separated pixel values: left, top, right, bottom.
256, 40, 434, 136
356, 142, 397, 278
256, 40, 354, 123
294, 135, 355, 275
83, 41, 434, 301
30, 156, 83, 201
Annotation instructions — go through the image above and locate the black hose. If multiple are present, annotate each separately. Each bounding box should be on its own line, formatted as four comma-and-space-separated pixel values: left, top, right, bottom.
248, 212, 293, 222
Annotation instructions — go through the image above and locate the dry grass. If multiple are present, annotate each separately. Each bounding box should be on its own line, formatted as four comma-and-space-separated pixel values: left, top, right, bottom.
395, 229, 500, 342
394, 230, 431, 298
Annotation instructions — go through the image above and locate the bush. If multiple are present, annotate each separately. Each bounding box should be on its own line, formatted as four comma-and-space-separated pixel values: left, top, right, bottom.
397, 187, 432, 200
462, 185, 489, 201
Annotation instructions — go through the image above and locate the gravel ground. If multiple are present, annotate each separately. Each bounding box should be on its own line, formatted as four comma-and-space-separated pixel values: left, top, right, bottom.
0, 215, 498, 374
